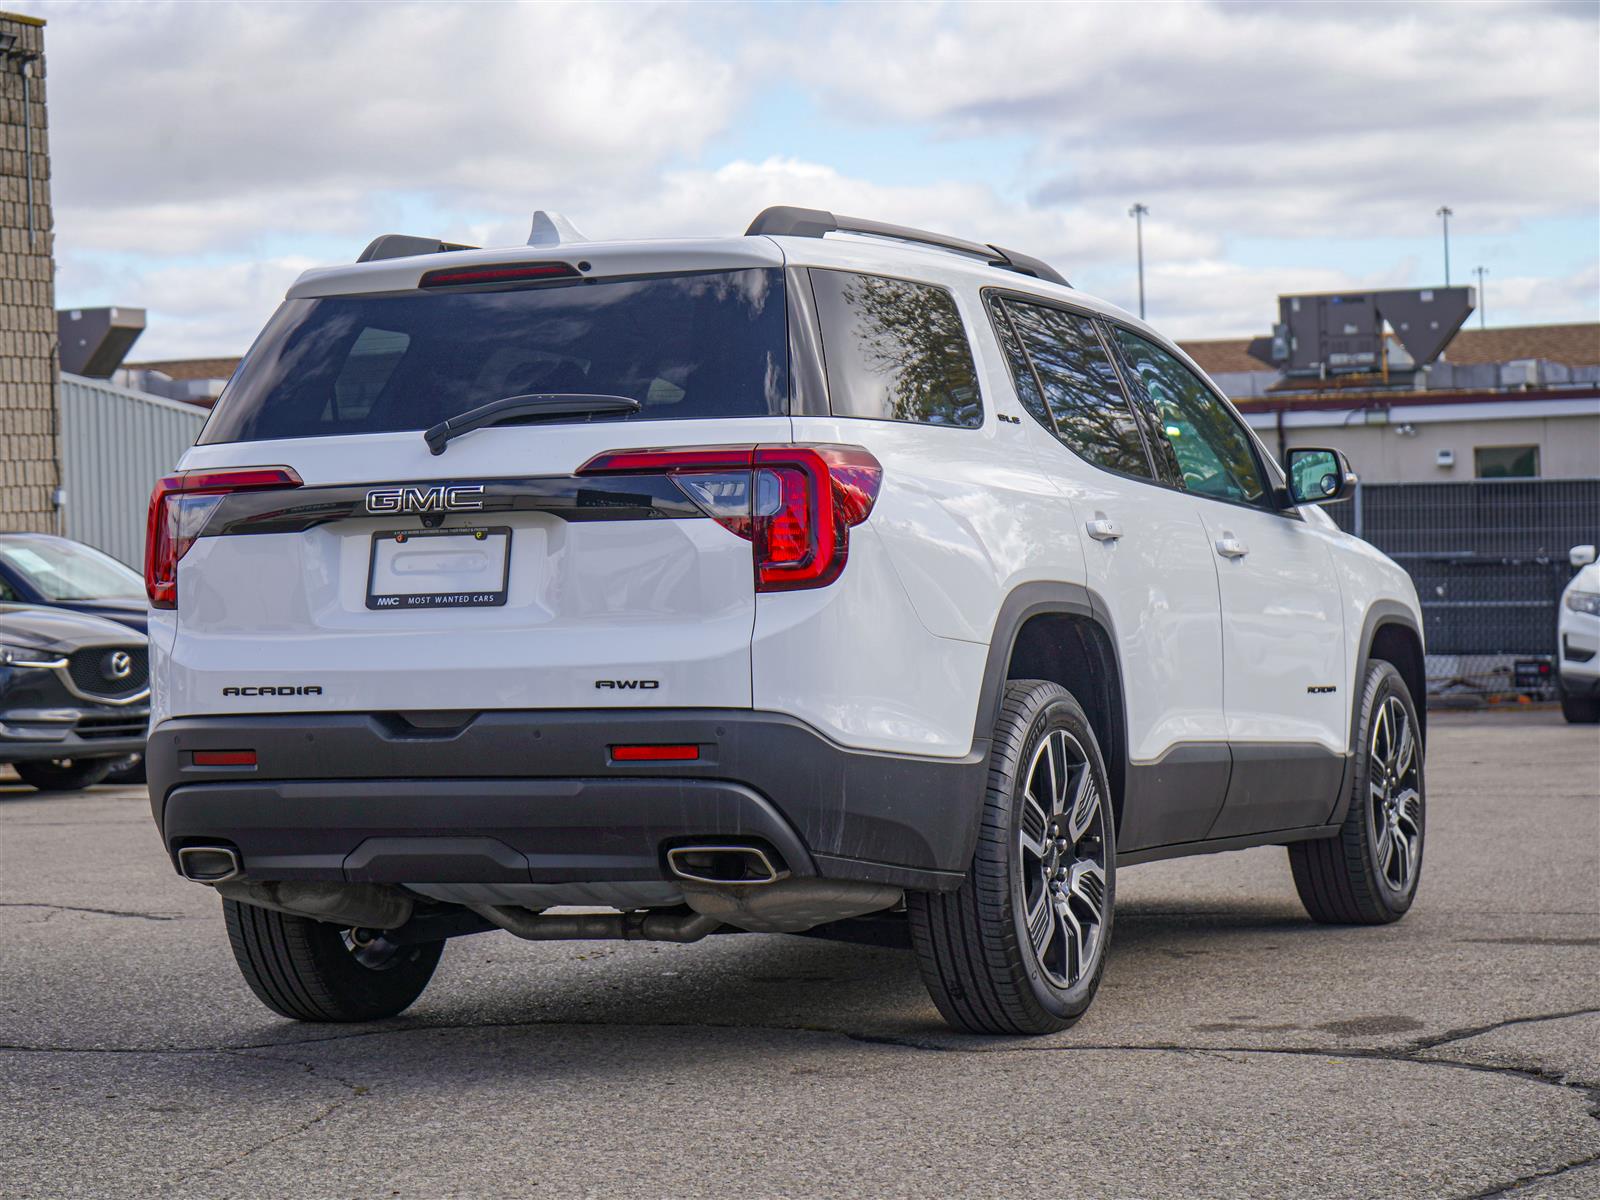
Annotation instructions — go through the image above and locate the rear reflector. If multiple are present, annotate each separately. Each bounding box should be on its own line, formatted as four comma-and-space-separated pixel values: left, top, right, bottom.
576, 444, 882, 593
146, 467, 302, 609
419, 262, 580, 288
610, 744, 701, 762
192, 750, 257, 767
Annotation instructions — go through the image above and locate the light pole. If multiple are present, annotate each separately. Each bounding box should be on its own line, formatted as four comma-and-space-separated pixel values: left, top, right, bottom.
1436, 205, 1454, 285
1129, 203, 1149, 319
1473, 265, 1488, 328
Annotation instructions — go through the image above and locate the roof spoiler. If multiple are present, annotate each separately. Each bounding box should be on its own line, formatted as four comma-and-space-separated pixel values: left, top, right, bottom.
745, 205, 1069, 288
357, 234, 480, 264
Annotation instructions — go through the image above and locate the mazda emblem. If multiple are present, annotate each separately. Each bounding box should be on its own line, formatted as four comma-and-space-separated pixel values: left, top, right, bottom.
105, 650, 133, 680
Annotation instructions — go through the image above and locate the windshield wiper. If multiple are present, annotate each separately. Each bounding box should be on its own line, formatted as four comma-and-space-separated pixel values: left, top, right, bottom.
424, 393, 641, 456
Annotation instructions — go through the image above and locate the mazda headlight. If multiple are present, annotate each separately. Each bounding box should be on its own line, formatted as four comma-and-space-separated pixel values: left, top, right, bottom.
1566, 591, 1600, 616
0, 643, 66, 668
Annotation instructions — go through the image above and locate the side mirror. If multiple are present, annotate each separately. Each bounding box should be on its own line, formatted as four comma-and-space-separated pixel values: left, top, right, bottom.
1285, 447, 1357, 507
1572, 545, 1598, 568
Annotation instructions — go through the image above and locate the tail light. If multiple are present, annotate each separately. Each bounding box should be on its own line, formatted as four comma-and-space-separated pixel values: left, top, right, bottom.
577, 444, 882, 592
145, 467, 302, 609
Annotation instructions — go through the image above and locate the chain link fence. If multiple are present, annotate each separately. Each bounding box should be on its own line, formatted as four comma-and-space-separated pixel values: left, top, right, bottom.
1328, 478, 1599, 700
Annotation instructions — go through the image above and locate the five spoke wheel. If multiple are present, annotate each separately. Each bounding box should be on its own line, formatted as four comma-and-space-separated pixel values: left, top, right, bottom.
1018, 728, 1108, 990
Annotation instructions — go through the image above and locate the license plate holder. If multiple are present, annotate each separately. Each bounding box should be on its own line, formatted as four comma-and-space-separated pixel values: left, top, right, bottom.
366, 526, 512, 610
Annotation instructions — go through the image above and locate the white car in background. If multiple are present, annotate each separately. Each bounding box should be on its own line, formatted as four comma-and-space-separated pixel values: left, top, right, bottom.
1558, 544, 1599, 724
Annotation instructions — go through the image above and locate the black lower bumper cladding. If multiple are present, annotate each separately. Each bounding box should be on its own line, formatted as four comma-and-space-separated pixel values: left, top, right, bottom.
147, 710, 987, 892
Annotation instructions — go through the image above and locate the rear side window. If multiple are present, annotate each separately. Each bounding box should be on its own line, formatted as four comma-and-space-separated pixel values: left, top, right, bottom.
986, 295, 1052, 432
810, 269, 982, 428
200, 268, 788, 445
991, 296, 1152, 479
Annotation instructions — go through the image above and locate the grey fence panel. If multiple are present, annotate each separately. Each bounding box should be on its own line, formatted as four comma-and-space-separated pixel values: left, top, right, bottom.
59, 373, 206, 567
1331, 477, 1600, 692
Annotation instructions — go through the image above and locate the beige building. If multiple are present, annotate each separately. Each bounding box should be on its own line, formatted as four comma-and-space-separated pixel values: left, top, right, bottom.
0, 10, 55, 532
1184, 324, 1600, 484
1263, 401, 1598, 484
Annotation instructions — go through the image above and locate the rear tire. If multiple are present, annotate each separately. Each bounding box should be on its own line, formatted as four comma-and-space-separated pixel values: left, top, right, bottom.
908, 680, 1116, 1035
1289, 660, 1425, 924
223, 899, 443, 1022
12, 757, 114, 792
1559, 688, 1600, 724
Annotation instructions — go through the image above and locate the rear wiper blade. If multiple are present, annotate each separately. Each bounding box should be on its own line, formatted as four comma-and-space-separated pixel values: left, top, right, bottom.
425, 393, 641, 456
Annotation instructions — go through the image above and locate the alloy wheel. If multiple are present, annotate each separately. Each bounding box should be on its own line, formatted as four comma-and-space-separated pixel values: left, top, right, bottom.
1018, 728, 1109, 989
1368, 694, 1423, 894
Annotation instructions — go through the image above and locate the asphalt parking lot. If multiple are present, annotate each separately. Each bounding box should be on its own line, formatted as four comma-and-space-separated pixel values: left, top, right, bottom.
2, 710, 1597, 1200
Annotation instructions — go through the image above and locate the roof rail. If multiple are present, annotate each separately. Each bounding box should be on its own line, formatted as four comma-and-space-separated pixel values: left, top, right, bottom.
745, 206, 1069, 288
357, 234, 480, 264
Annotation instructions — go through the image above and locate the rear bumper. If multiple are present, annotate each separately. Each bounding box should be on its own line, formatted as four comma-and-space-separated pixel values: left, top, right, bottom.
146, 710, 988, 892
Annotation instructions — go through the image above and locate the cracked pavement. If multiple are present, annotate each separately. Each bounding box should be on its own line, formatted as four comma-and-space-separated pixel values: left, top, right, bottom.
2, 710, 1596, 1199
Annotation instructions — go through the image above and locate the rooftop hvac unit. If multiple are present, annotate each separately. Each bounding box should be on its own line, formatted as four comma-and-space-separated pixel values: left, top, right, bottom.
1247, 287, 1474, 377
57, 306, 146, 378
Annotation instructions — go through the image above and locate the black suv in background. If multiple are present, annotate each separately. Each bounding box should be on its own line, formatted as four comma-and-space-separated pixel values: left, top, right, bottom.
0, 605, 149, 791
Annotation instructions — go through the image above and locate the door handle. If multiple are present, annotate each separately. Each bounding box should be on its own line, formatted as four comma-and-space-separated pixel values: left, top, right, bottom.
1215, 535, 1249, 559
1086, 517, 1123, 542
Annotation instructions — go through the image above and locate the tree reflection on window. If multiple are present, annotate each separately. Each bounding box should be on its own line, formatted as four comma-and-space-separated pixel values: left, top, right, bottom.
812, 270, 982, 428
1001, 300, 1150, 478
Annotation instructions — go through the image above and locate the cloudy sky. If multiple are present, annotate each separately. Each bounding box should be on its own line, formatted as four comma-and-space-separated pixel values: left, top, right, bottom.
26, 0, 1600, 360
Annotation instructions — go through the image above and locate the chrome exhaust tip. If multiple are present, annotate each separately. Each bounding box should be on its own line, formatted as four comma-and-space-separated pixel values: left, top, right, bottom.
176, 845, 242, 884
665, 845, 785, 886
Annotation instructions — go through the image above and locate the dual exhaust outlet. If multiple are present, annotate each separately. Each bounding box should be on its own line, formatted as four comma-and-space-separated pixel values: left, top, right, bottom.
174, 843, 783, 888
176, 842, 899, 939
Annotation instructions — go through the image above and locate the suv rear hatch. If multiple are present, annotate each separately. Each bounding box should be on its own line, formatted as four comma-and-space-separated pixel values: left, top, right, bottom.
154, 243, 795, 717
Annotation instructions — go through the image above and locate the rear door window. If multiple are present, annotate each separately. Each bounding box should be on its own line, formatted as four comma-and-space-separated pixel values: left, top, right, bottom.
990, 296, 1153, 478
1111, 327, 1270, 507
809, 269, 982, 428
200, 268, 789, 444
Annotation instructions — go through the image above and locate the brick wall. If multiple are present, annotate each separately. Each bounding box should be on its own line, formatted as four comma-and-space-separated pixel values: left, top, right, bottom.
0, 11, 55, 533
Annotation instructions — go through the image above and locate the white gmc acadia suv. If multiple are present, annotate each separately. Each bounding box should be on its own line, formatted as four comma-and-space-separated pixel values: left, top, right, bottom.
145, 207, 1428, 1035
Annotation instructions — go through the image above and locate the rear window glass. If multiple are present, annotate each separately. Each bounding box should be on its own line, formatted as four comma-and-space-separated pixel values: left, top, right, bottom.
810, 269, 982, 428
200, 268, 789, 444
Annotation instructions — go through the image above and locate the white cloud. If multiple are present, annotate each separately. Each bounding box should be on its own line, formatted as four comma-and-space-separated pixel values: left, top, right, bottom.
781, 1, 1600, 235
29, 0, 1597, 357
571, 157, 1220, 266
47, 1, 739, 251
66, 255, 319, 360
1475, 262, 1600, 327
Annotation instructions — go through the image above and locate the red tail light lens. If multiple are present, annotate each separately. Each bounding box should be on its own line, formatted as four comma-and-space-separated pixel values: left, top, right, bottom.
576, 444, 882, 592
145, 467, 302, 609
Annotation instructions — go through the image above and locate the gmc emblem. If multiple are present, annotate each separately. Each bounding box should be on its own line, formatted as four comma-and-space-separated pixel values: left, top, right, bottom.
366, 484, 485, 515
